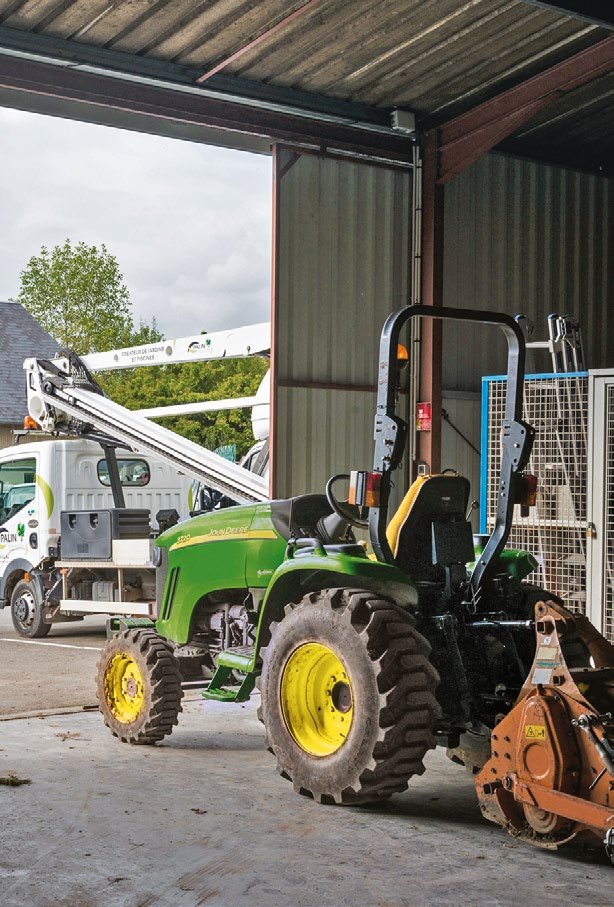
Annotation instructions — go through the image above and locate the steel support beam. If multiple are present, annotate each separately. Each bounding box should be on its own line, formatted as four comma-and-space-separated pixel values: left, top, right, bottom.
0, 25, 392, 131
519, 1, 614, 30
0, 53, 412, 162
417, 132, 443, 476
197, 0, 320, 83
427, 34, 614, 183
270, 146, 282, 500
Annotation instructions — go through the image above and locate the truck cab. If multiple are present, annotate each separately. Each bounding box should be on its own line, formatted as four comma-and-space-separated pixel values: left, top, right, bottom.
0, 437, 193, 636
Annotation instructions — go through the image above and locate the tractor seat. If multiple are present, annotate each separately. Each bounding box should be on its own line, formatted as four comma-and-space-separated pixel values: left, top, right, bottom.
270, 494, 333, 541
386, 474, 475, 584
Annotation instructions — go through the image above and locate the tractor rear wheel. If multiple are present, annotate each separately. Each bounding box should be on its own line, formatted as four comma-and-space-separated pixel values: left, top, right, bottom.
258, 588, 440, 804
96, 629, 183, 744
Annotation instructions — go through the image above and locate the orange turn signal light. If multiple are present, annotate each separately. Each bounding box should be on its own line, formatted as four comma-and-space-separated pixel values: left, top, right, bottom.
349, 471, 381, 508
23, 416, 38, 429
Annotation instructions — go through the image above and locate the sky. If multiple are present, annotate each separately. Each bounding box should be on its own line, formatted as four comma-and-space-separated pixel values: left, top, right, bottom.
0, 107, 272, 341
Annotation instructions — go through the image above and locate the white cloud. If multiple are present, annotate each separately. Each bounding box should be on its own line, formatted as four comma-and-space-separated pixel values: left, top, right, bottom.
0, 108, 272, 339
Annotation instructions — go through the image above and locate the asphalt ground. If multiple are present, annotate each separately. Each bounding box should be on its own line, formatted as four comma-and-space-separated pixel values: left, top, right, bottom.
0, 608, 107, 716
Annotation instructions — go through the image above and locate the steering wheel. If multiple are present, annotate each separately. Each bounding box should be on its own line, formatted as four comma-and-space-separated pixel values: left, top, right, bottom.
325, 474, 369, 529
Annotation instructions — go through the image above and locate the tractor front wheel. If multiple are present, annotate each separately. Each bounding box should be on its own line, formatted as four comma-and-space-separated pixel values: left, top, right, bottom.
258, 589, 440, 804
96, 629, 183, 744
10, 579, 51, 639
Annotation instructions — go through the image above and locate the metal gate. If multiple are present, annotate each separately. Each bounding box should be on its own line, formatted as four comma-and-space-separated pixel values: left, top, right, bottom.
482, 372, 591, 623
587, 372, 614, 642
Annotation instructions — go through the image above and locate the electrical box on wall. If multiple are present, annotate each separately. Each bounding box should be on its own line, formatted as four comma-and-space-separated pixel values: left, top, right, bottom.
391, 109, 416, 136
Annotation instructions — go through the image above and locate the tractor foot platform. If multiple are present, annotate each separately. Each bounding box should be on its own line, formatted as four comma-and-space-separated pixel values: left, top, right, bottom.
202, 646, 256, 703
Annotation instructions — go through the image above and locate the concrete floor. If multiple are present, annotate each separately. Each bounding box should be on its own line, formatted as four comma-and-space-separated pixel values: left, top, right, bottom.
1, 695, 612, 907
0, 609, 612, 905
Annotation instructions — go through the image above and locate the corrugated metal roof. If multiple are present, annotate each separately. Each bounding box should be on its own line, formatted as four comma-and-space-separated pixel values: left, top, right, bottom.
0, 1, 611, 168
0, 301, 59, 424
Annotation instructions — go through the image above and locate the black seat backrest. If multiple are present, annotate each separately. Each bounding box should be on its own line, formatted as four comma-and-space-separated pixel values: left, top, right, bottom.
389, 475, 472, 582
270, 495, 332, 541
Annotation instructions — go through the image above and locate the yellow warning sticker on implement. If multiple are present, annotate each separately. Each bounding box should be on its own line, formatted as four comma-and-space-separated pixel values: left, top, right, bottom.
525, 724, 546, 740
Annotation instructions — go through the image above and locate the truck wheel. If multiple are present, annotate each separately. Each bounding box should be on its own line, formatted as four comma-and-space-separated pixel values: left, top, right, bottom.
10, 579, 51, 639
258, 589, 440, 804
96, 629, 183, 744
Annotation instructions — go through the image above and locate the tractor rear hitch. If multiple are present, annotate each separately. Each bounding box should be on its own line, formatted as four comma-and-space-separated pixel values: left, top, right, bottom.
572, 713, 614, 775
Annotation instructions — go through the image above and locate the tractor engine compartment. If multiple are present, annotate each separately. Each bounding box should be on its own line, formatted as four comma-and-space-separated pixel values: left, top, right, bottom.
172, 588, 258, 680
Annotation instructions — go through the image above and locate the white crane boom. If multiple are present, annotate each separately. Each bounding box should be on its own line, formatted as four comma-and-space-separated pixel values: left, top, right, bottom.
23, 321, 272, 505
81, 322, 270, 371
135, 396, 258, 419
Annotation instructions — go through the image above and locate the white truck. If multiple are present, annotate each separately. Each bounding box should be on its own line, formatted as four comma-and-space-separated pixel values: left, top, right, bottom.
0, 437, 193, 637
1, 322, 271, 638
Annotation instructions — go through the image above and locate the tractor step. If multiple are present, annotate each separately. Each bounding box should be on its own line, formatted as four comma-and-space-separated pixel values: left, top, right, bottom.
216, 645, 255, 672
202, 646, 256, 703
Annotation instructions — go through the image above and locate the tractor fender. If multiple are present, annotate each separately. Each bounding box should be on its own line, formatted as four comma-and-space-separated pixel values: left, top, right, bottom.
254, 549, 417, 658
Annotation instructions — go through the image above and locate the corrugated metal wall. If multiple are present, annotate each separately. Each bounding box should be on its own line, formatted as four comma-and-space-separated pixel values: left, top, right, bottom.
274, 148, 412, 499
273, 149, 611, 510
440, 153, 613, 508
442, 153, 614, 391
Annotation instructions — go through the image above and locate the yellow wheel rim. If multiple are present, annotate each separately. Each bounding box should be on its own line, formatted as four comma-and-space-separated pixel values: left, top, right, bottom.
281, 643, 353, 757
104, 652, 145, 724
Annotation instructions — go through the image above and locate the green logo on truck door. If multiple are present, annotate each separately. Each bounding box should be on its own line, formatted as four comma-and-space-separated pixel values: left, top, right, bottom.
35, 474, 55, 518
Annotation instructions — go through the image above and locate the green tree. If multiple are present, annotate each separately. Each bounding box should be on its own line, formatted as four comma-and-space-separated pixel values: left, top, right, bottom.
105, 356, 269, 458
14, 239, 160, 354
15, 240, 267, 456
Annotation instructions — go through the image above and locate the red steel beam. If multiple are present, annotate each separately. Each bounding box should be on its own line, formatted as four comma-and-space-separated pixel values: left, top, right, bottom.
431, 34, 614, 183
197, 0, 320, 83
417, 130, 443, 476
0, 54, 412, 161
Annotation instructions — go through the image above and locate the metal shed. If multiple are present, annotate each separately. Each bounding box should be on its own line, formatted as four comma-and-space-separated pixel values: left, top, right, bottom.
0, 0, 611, 497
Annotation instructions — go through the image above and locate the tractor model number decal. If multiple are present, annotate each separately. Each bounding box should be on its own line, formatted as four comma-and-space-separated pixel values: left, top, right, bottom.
170, 528, 277, 551
524, 724, 547, 740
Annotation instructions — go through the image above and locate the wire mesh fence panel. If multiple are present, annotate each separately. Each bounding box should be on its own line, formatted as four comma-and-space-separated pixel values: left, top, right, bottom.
484, 374, 588, 614
603, 385, 614, 641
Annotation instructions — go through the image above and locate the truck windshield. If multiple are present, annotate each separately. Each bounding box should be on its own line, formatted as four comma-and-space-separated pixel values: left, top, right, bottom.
0, 458, 36, 523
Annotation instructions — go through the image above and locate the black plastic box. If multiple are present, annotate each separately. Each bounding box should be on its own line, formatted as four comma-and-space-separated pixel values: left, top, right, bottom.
60, 509, 151, 561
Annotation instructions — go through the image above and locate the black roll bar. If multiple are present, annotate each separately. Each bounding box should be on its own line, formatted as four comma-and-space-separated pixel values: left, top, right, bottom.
368, 305, 534, 600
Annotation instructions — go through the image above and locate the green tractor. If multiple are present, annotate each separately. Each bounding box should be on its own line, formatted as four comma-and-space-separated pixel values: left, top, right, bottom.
96, 306, 558, 804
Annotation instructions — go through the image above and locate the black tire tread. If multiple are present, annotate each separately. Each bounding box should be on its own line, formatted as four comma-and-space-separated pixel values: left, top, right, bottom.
10, 579, 51, 639
258, 588, 440, 804
96, 629, 183, 745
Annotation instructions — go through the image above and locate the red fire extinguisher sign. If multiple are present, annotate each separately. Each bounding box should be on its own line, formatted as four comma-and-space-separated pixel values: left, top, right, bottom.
416, 402, 432, 431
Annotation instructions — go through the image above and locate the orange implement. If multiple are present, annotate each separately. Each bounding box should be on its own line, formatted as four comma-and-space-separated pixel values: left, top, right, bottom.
475, 601, 614, 860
